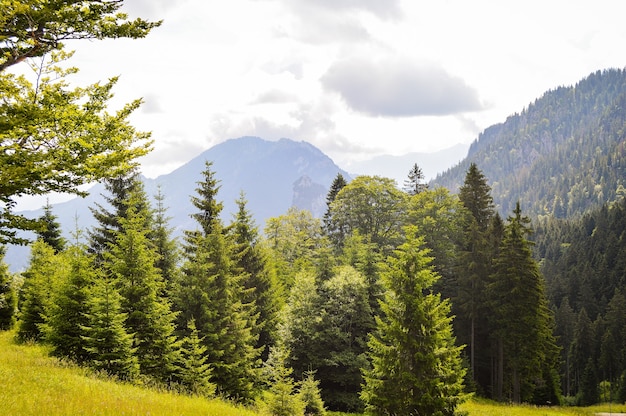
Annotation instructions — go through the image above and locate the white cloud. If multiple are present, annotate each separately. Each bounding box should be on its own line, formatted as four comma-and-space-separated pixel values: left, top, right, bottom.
321, 57, 483, 117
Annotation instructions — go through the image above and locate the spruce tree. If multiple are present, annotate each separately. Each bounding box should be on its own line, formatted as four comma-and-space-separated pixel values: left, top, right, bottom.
299, 371, 326, 416
403, 163, 428, 195
230, 192, 282, 361
259, 343, 305, 416
174, 161, 260, 402
322, 173, 347, 249
153, 186, 180, 297
45, 244, 95, 362
489, 202, 560, 403
36, 201, 66, 254
106, 188, 178, 382
361, 226, 466, 416
177, 319, 215, 397
88, 170, 152, 263
0, 246, 17, 329
456, 162, 496, 390
17, 240, 65, 342
82, 275, 139, 380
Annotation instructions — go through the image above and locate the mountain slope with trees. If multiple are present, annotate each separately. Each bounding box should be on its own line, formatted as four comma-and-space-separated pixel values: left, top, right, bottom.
432, 68, 626, 219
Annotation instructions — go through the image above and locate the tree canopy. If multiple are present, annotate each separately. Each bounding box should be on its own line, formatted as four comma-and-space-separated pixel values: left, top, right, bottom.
0, 0, 160, 244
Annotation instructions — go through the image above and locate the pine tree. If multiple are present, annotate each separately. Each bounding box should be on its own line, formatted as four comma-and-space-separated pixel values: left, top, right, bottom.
45, 244, 95, 362
17, 240, 65, 342
403, 163, 428, 195
152, 186, 180, 297
0, 246, 17, 329
230, 192, 282, 361
36, 201, 66, 254
106, 188, 178, 382
456, 162, 496, 390
259, 343, 305, 416
88, 170, 152, 263
299, 371, 326, 416
82, 275, 139, 380
177, 318, 215, 397
174, 161, 260, 402
489, 202, 560, 403
361, 226, 466, 416
322, 173, 347, 249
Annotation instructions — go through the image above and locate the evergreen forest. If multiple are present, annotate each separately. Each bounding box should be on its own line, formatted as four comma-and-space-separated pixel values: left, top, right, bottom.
2, 2, 626, 415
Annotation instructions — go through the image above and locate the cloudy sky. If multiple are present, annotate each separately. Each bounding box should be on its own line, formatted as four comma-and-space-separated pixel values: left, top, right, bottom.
44, 0, 626, 178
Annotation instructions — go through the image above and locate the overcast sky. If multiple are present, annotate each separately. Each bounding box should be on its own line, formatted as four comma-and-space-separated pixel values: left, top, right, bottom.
26, 0, 626, 182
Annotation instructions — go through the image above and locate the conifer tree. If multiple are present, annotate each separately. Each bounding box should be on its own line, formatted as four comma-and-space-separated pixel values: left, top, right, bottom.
259, 343, 305, 416
489, 202, 560, 403
82, 275, 139, 380
17, 240, 65, 341
361, 226, 466, 416
403, 163, 428, 195
299, 371, 326, 416
177, 319, 215, 397
107, 188, 178, 382
322, 173, 347, 249
153, 186, 180, 297
230, 192, 282, 360
174, 161, 260, 402
456, 162, 496, 389
88, 170, 152, 263
0, 246, 17, 329
36, 201, 66, 254
45, 243, 95, 362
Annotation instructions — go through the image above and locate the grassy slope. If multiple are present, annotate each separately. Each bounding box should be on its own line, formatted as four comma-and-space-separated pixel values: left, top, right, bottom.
0, 331, 257, 416
2, 330, 625, 416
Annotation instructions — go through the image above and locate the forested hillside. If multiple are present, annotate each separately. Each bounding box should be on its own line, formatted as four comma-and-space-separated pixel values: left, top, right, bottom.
534, 197, 626, 402
433, 68, 626, 219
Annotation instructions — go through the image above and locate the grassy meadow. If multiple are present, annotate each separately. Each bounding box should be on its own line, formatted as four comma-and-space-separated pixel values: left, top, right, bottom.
0, 331, 256, 416
2, 329, 625, 416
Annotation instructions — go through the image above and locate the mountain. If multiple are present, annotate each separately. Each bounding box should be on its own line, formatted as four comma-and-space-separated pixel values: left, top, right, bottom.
432, 68, 626, 219
344, 143, 469, 185
6, 136, 349, 272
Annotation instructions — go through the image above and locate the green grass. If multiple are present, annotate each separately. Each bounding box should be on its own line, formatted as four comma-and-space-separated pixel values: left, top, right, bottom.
459, 397, 626, 415
0, 330, 257, 416
2, 330, 625, 415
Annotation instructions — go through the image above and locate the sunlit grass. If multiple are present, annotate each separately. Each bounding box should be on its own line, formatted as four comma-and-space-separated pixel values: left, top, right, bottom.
459, 396, 626, 415
0, 330, 257, 416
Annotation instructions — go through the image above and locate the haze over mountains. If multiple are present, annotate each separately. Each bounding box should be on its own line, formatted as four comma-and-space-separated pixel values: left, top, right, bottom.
7, 137, 465, 272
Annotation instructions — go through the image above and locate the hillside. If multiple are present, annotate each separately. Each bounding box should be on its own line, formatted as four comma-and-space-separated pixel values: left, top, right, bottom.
432, 68, 626, 219
0, 331, 256, 416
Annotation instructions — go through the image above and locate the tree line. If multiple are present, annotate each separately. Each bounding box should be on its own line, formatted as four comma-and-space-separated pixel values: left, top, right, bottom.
0, 161, 567, 414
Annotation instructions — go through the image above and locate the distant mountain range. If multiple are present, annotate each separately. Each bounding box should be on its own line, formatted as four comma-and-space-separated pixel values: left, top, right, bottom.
6, 136, 468, 272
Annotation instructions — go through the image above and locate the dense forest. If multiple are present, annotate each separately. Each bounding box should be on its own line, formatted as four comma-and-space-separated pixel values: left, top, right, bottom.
2, 2, 626, 415
433, 68, 626, 220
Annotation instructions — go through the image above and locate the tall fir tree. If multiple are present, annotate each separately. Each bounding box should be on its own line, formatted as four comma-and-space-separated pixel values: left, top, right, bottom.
36, 201, 66, 254
322, 173, 347, 250
361, 226, 466, 416
44, 243, 95, 362
82, 274, 139, 380
17, 240, 66, 342
152, 186, 180, 297
403, 163, 428, 195
489, 202, 560, 403
88, 170, 152, 264
173, 161, 260, 402
456, 162, 496, 391
230, 192, 282, 361
106, 187, 179, 382
0, 246, 17, 329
